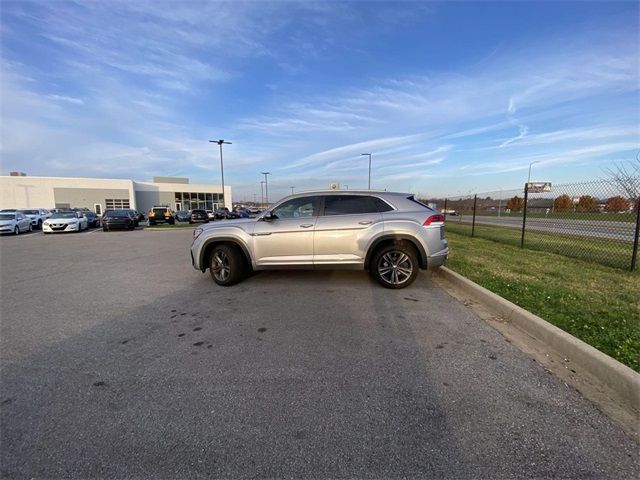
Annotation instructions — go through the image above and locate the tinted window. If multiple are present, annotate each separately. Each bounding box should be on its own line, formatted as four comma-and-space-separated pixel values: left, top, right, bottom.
106, 211, 129, 217
373, 197, 394, 212
272, 197, 318, 219
323, 195, 380, 215
22, 210, 39, 215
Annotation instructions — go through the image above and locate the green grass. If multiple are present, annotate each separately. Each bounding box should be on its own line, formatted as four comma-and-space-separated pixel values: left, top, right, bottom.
446, 222, 636, 270
445, 231, 640, 371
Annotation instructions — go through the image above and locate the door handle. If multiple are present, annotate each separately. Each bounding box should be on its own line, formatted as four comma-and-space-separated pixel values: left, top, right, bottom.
299, 223, 314, 228
358, 220, 373, 225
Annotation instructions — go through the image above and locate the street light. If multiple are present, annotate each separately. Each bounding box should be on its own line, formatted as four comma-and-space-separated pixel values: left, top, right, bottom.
290, 186, 295, 195
344, 184, 349, 190
261, 172, 271, 206
361, 153, 372, 189
527, 160, 540, 185
260, 181, 265, 207
210, 139, 231, 209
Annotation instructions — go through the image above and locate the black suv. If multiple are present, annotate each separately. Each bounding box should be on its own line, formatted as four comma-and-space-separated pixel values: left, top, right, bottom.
190, 209, 209, 223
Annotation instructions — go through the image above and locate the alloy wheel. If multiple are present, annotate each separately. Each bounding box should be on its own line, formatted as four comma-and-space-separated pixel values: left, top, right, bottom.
377, 251, 414, 286
212, 250, 231, 282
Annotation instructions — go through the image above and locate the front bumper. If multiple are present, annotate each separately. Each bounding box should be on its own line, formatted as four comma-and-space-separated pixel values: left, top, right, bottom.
43, 223, 78, 232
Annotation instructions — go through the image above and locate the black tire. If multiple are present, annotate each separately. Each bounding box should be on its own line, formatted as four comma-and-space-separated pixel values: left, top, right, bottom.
150, 221, 156, 226
169, 218, 175, 225
14, 226, 19, 235
209, 245, 245, 286
370, 243, 419, 289
37, 219, 43, 230
28, 223, 33, 232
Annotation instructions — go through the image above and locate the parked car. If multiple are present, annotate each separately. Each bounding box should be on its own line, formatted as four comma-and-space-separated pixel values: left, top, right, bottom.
134, 210, 145, 222
43, 211, 88, 233
189, 209, 209, 223
190, 191, 449, 288
85, 211, 100, 227
233, 208, 250, 219
206, 210, 215, 220
175, 210, 192, 223
19, 208, 51, 229
0, 211, 33, 235
102, 210, 135, 231
147, 206, 175, 225
213, 207, 231, 220
123, 209, 140, 227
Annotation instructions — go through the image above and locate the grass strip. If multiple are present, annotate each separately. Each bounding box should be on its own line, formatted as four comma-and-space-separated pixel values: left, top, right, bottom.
445, 222, 635, 270
145, 223, 199, 229
444, 231, 640, 371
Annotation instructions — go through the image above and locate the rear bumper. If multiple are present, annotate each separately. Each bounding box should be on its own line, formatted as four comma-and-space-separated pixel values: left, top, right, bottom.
427, 247, 449, 269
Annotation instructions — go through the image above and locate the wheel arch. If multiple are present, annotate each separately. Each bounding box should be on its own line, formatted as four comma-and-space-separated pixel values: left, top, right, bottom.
364, 235, 428, 270
199, 237, 253, 272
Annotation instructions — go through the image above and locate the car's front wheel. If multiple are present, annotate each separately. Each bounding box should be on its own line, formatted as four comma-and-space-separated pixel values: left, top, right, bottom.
371, 244, 419, 289
209, 245, 245, 286
14, 226, 19, 235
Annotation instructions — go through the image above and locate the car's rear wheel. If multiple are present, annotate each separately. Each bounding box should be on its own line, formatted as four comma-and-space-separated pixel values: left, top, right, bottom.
371, 244, 418, 289
209, 245, 245, 286
14, 226, 19, 235
28, 223, 33, 232
37, 220, 42, 230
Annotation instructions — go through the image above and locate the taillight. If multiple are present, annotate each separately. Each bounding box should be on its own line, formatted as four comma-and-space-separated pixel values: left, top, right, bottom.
423, 214, 445, 226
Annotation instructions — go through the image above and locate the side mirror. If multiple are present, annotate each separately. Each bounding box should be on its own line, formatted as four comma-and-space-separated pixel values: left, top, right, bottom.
262, 211, 276, 221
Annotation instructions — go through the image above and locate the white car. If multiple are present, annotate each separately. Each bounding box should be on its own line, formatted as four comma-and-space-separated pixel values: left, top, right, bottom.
0, 211, 33, 235
20, 208, 51, 229
43, 211, 88, 233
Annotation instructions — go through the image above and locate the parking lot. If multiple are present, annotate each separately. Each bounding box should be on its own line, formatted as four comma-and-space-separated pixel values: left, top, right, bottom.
1, 228, 638, 478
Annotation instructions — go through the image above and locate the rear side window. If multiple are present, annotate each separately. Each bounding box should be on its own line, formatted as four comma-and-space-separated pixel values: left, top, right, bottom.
323, 195, 381, 215
372, 197, 394, 212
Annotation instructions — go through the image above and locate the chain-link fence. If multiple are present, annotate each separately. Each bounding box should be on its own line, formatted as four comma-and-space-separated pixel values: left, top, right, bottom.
434, 179, 640, 271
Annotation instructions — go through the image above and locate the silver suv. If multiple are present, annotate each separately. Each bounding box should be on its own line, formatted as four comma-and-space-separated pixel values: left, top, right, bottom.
190, 191, 448, 289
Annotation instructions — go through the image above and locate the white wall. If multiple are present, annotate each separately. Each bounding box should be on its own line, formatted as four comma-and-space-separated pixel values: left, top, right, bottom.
0, 176, 134, 210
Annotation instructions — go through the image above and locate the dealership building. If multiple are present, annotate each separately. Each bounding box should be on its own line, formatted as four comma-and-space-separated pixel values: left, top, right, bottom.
0, 175, 231, 214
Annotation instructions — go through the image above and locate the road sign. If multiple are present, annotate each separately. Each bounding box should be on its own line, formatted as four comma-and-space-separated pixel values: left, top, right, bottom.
329, 183, 339, 190
526, 182, 552, 193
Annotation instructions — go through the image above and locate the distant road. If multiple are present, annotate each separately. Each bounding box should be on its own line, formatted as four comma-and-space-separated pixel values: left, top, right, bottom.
450, 215, 637, 242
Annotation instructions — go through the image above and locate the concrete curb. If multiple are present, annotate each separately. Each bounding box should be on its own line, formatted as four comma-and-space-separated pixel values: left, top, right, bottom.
432, 266, 640, 416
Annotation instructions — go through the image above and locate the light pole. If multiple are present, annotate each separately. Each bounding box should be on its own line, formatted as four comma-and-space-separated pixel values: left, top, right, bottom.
527, 160, 540, 186
210, 139, 231, 209
261, 172, 271, 207
361, 153, 372, 189
344, 184, 349, 190
290, 186, 295, 195
260, 181, 265, 207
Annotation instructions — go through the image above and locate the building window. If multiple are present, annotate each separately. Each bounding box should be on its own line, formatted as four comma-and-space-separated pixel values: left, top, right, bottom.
105, 199, 130, 210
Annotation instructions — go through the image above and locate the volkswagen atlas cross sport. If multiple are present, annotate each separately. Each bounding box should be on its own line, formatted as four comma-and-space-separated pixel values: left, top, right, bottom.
190, 191, 448, 289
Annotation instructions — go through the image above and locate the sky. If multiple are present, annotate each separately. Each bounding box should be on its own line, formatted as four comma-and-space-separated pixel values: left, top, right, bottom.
1, 0, 638, 201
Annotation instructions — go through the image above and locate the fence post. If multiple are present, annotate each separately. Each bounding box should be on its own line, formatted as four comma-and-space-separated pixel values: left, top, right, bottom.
472, 195, 477, 237
521, 183, 528, 248
443, 198, 447, 219
632, 195, 640, 271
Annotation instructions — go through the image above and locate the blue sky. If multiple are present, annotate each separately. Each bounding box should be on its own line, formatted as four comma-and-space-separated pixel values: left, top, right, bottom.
1, 1, 638, 201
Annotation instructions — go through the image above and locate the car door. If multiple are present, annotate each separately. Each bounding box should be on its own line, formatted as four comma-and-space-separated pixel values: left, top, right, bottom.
17, 213, 29, 232
251, 196, 320, 266
313, 195, 385, 266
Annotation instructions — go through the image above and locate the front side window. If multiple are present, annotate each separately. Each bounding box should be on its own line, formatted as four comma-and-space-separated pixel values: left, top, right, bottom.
272, 197, 318, 219
323, 195, 380, 215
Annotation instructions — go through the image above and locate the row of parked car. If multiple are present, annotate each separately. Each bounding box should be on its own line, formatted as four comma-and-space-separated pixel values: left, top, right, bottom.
147, 206, 261, 225
0, 207, 147, 235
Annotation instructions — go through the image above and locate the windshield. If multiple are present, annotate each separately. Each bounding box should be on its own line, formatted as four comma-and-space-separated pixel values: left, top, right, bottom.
22, 210, 39, 215
0, 214, 15, 220
105, 210, 129, 217
50, 212, 76, 219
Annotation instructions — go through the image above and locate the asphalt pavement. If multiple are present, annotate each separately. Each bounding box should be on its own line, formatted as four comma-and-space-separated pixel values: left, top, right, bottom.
0, 228, 638, 479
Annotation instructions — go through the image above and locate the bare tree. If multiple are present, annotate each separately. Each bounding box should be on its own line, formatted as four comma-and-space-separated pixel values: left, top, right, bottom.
603, 155, 640, 199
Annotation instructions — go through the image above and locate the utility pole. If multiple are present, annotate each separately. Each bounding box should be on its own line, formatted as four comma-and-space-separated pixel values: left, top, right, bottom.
210, 139, 231, 209
290, 186, 295, 195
